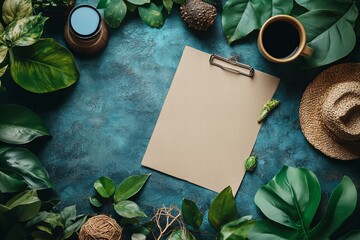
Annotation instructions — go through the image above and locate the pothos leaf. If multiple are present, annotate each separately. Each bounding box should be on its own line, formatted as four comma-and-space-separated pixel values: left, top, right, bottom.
126, 2, 138, 12
297, 3, 358, 68
2, 0, 33, 25
3, 15, 48, 47
0, 147, 54, 193
222, 0, 293, 43
97, 0, 112, 9
0, 104, 50, 145
104, 0, 127, 28
114, 200, 147, 218
138, 3, 164, 29
94, 176, 116, 198
10, 38, 79, 93
0, 45, 8, 64
0, 65, 8, 78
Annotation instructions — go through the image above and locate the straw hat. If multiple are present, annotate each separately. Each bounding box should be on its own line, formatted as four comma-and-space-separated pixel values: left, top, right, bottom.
299, 63, 360, 160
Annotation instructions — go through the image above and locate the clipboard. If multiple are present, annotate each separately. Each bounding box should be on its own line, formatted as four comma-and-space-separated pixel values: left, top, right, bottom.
142, 46, 280, 194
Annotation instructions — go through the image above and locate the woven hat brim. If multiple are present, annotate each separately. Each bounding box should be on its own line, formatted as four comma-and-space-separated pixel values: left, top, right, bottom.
299, 63, 360, 160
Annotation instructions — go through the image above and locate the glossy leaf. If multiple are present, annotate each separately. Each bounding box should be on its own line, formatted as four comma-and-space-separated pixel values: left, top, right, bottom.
166, 229, 196, 240
309, 176, 357, 239
222, 0, 293, 43
104, 0, 127, 28
61, 215, 87, 239
163, 0, 173, 14
3, 15, 47, 47
0, 45, 8, 64
94, 176, 115, 198
10, 38, 79, 93
6, 190, 41, 221
89, 196, 103, 207
114, 173, 150, 202
97, 0, 112, 9
295, 0, 354, 13
0, 105, 50, 144
127, 0, 150, 6
138, 3, 164, 29
208, 186, 239, 230
114, 200, 147, 218
248, 219, 302, 240
220, 215, 255, 240
254, 166, 320, 229
181, 198, 203, 229
0, 147, 54, 193
297, 3, 358, 68
2, 0, 33, 25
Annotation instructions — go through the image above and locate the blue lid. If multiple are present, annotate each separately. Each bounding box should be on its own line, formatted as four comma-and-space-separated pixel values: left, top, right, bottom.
69, 5, 101, 38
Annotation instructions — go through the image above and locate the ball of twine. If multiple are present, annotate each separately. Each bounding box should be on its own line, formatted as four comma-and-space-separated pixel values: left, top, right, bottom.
79, 215, 122, 240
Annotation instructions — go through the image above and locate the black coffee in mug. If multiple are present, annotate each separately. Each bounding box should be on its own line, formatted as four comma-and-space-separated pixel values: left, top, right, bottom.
262, 21, 300, 59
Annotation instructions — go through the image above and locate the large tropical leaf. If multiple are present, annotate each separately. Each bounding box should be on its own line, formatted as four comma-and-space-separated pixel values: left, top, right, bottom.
208, 186, 239, 230
9, 38, 79, 93
297, 3, 358, 68
0, 104, 50, 144
0, 147, 54, 193
309, 176, 357, 239
250, 166, 357, 239
138, 3, 164, 29
295, 0, 354, 13
104, 0, 127, 28
2, 15, 48, 47
222, 0, 293, 43
2, 0, 33, 25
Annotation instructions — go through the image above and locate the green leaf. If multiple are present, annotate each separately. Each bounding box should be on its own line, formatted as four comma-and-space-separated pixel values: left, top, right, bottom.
0, 79, 6, 93
132, 233, 147, 240
61, 215, 87, 240
222, 0, 293, 43
127, 0, 150, 6
114, 200, 147, 218
94, 176, 116, 198
104, 0, 127, 28
2, 0, 33, 25
163, 0, 173, 14
114, 173, 150, 202
0, 147, 54, 193
172, 0, 186, 4
295, 0, 354, 13
208, 186, 239, 230
126, 2, 138, 12
219, 216, 255, 240
0, 45, 8, 64
309, 176, 357, 239
254, 166, 321, 230
0, 105, 50, 144
60, 205, 76, 224
6, 190, 41, 221
297, 3, 358, 68
181, 198, 203, 229
89, 196, 103, 207
248, 219, 302, 240
10, 38, 79, 93
97, 0, 112, 9
338, 230, 360, 240
26, 211, 55, 227
166, 229, 196, 240
138, 3, 164, 29
2, 15, 48, 47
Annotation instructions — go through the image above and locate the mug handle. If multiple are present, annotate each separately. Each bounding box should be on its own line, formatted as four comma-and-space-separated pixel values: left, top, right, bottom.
300, 45, 313, 57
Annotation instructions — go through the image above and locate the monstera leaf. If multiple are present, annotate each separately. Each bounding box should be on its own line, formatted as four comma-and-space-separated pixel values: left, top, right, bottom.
248, 166, 357, 239
9, 38, 79, 93
222, 0, 293, 43
0, 147, 54, 193
0, 105, 50, 144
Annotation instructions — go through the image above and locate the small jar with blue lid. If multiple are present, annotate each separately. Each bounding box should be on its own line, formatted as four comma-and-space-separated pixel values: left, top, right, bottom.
64, 4, 109, 54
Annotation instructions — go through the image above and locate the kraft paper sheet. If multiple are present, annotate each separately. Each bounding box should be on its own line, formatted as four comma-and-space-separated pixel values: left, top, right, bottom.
142, 46, 280, 194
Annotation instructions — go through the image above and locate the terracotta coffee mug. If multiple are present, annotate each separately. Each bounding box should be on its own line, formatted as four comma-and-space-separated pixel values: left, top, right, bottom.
258, 15, 313, 63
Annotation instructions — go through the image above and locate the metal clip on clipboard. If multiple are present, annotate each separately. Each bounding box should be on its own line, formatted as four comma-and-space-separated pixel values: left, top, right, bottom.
209, 54, 255, 78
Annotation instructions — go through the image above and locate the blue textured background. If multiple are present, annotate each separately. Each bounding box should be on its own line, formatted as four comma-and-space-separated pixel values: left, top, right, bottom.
1, 0, 360, 238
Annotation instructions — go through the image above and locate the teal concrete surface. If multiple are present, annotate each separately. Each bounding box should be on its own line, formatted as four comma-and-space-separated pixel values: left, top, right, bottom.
1, 0, 360, 238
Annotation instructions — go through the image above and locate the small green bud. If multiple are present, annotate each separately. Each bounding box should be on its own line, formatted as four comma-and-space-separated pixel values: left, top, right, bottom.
245, 155, 257, 172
